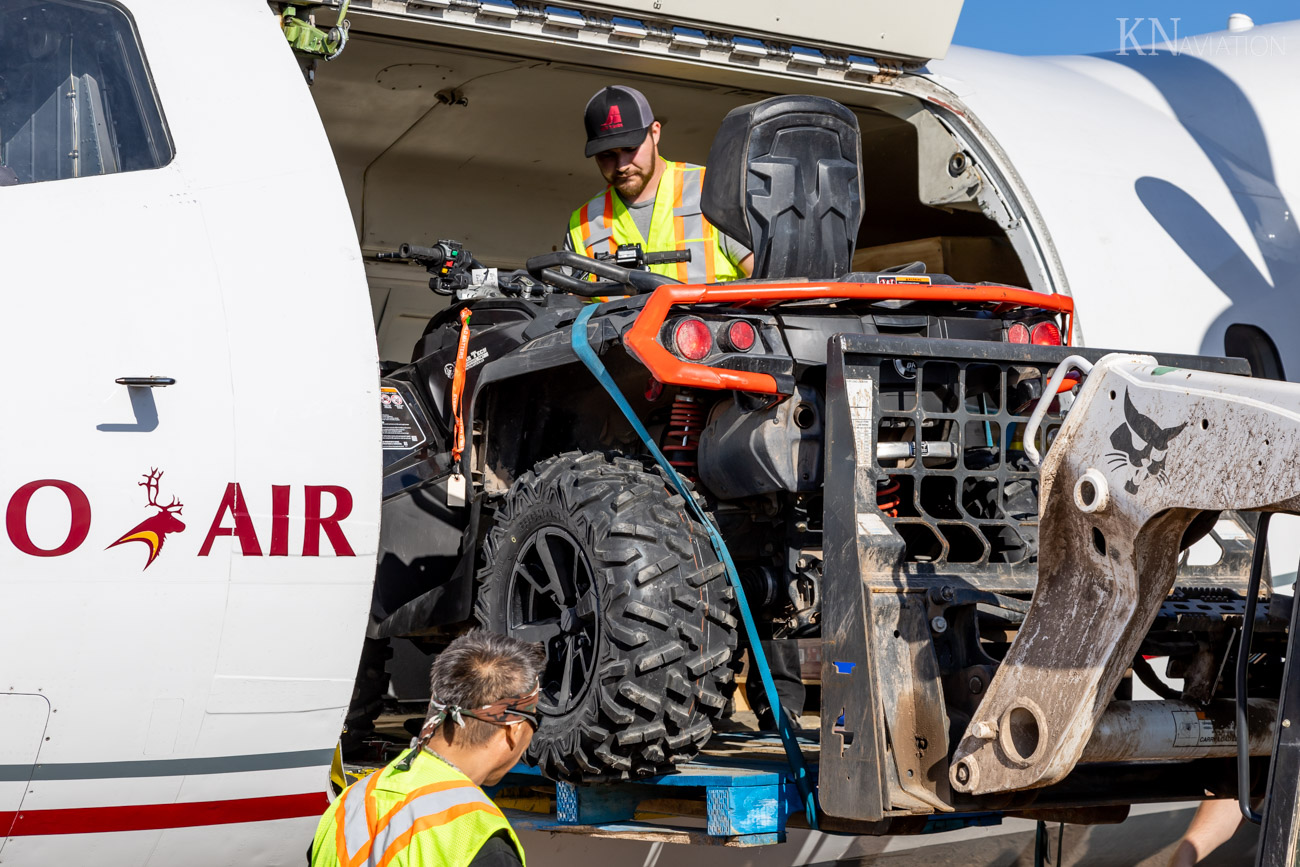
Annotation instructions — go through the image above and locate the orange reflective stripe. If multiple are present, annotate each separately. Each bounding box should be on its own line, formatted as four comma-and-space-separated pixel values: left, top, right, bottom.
333, 795, 349, 866
345, 778, 480, 867
704, 238, 717, 283
374, 802, 503, 867
376, 780, 479, 831
671, 163, 686, 280
364, 770, 381, 840
342, 771, 387, 867
671, 164, 692, 281
580, 200, 594, 248
673, 215, 688, 282
602, 190, 616, 255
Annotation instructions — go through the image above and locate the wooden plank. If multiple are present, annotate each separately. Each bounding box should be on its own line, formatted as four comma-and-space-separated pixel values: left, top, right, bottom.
504, 813, 782, 847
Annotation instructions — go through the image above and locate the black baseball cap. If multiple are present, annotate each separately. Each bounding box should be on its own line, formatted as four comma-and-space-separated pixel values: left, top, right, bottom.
583, 86, 655, 157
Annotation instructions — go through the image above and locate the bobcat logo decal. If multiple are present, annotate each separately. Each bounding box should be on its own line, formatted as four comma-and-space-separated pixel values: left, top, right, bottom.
1106, 391, 1187, 494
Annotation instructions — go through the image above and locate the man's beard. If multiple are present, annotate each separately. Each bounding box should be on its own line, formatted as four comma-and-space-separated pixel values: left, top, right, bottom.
611, 168, 649, 199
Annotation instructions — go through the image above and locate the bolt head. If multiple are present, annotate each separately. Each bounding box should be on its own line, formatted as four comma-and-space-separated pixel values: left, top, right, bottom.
930, 615, 948, 634
968, 675, 984, 694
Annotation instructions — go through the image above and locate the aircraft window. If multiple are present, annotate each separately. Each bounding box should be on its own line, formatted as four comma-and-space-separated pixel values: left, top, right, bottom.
0, 0, 172, 186
1225, 323, 1284, 380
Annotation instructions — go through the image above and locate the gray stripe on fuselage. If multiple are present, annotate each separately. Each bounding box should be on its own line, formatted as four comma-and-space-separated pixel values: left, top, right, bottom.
0, 748, 335, 781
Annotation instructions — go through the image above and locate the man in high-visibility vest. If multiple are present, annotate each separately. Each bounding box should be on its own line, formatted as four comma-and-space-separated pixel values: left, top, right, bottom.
566, 85, 752, 284
310, 630, 544, 867
567, 87, 804, 731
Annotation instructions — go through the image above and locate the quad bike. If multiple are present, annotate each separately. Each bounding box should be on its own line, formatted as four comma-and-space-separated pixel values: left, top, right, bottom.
363, 95, 1300, 835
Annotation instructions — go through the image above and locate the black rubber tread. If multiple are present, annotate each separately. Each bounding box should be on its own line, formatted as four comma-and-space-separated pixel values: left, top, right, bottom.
474, 451, 740, 781
340, 636, 393, 756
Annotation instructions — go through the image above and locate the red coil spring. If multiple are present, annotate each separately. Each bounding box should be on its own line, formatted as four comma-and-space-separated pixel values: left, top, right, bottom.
876, 476, 902, 517
662, 393, 705, 479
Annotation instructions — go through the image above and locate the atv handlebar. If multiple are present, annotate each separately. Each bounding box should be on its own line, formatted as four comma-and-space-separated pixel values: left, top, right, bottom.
524, 250, 680, 297
643, 250, 692, 265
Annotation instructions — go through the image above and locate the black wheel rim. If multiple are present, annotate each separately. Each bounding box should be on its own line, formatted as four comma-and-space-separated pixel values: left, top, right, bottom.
507, 526, 600, 715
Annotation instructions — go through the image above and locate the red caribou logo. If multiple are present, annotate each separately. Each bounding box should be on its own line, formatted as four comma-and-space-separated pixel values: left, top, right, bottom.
107, 469, 186, 570
599, 105, 623, 131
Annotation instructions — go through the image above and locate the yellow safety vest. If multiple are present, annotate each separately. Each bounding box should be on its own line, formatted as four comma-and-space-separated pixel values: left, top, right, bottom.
310, 749, 524, 867
568, 158, 744, 285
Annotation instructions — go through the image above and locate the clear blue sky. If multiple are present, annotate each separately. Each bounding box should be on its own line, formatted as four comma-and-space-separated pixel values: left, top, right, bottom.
952, 1, 1298, 55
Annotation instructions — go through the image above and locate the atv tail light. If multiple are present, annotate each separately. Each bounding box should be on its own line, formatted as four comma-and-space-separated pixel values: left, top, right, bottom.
672, 318, 714, 361
1007, 323, 1030, 344
724, 320, 756, 352
1030, 321, 1062, 346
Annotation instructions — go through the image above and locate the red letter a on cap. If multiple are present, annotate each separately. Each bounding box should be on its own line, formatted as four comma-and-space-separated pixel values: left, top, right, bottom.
601, 105, 623, 131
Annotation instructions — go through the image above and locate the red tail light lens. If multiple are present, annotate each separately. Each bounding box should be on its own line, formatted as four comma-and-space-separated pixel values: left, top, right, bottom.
672, 318, 714, 361
724, 320, 756, 352
1030, 321, 1062, 346
1007, 323, 1030, 344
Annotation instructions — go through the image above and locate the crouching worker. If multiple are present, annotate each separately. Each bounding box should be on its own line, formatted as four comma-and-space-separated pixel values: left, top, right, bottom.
311, 630, 544, 867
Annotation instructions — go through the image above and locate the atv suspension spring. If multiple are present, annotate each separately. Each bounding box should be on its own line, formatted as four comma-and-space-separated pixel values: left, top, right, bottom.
662, 392, 705, 480
876, 476, 902, 517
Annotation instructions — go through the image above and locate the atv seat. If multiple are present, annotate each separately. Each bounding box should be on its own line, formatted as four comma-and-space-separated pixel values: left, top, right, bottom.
701, 95, 864, 281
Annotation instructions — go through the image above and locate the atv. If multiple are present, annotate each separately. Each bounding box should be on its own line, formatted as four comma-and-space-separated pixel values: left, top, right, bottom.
363, 95, 1291, 825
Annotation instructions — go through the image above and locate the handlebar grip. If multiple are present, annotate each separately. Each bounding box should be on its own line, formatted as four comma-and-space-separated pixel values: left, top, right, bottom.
399, 243, 446, 261
643, 250, 692, 265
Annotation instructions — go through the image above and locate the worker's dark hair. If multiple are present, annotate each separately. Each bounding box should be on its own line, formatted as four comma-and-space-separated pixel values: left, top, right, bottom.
426, 629, 545, 747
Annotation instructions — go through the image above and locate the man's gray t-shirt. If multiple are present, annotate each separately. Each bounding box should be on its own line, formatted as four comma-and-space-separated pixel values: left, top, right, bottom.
564, 196, 751, 265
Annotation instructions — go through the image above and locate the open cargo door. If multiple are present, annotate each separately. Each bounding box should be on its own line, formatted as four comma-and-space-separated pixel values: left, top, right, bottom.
316, 0, 1055, 365
578, 0, 964, 65
338, 0, 963, 77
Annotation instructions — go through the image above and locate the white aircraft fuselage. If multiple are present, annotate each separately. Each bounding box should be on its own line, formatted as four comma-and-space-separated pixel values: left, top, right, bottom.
0, 1, 1295, 864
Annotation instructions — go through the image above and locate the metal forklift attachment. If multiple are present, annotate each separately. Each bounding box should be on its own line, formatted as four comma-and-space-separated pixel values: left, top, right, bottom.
951, 353, 1300, 795
1255, 563, 1300, 866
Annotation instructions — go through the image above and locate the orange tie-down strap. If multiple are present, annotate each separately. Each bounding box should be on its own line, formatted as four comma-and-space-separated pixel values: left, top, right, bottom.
450, 309, 472, 464
622, 281, 1076, 394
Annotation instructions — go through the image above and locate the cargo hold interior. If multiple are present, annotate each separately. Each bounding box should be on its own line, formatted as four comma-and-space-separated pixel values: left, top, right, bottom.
311, 14, 1037, 363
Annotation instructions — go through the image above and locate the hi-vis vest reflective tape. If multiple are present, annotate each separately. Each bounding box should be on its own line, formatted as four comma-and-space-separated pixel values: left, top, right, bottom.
568, 158, 743, 285
310, 750, 524, 867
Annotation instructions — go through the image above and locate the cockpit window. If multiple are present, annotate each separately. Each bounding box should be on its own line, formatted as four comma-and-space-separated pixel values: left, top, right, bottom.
0, 0, 172, 186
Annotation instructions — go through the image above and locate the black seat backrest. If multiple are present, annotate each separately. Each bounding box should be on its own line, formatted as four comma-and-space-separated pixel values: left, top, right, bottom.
702, 96, 864, 280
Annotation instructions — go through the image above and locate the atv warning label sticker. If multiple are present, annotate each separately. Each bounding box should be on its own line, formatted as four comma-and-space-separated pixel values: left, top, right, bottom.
1172, 710, 1231, 748
381, 386, 426, 451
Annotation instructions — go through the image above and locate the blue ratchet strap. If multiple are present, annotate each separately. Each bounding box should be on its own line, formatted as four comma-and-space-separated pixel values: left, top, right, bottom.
570, 304, 818, 829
